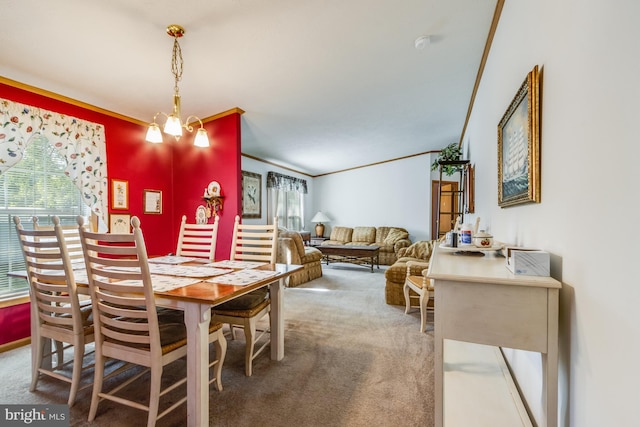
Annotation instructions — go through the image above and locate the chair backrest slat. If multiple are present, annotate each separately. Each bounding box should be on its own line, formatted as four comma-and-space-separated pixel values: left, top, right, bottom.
176, 214, 219, 260
229, 215, 278, 264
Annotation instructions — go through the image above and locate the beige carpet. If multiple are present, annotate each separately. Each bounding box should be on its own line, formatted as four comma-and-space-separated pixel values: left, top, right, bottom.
0, 264, 435, 427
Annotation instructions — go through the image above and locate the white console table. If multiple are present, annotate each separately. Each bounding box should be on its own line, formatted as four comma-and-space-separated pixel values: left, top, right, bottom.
427, 246, 560, 427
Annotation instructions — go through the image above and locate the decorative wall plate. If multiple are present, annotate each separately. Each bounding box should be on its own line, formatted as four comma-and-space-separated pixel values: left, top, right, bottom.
207, 181, 221, 197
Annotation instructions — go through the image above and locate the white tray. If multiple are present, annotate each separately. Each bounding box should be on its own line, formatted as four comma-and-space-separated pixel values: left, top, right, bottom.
439, 242, 503, 252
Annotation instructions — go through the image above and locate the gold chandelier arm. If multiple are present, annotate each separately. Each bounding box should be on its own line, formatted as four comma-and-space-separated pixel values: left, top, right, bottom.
150, 112, 169, 124
183, 115, 204, 133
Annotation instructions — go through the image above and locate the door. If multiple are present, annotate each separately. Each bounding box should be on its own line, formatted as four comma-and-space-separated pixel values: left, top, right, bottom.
431, 180, 459, 239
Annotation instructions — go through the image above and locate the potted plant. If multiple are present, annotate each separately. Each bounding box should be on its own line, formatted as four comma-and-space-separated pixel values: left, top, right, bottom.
431, 142, 463, 176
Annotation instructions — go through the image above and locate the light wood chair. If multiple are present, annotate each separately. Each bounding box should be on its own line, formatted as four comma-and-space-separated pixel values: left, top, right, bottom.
175, 214, 219, 261
403, 260, 435, 333
175, 214, 227, 384
13, 215, 94, 407
78, 216, 225, 426
212, 215, 278, 376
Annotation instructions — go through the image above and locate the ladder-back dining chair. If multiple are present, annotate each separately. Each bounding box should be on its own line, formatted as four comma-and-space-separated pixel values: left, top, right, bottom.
78, 215, 225, 426
14, 215, 94, 407
175, 214, 219, 261
212, 215, 278, 376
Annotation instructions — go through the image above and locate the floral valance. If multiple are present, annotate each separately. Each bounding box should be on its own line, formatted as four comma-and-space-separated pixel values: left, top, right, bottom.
266, 171, 307, 194
1, 98, 108, 230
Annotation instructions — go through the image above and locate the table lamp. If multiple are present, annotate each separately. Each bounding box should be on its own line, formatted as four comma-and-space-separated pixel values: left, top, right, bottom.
310, 211, 331, 238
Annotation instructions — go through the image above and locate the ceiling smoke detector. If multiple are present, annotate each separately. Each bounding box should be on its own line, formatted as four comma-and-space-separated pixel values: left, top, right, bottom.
414, 35, 431, 50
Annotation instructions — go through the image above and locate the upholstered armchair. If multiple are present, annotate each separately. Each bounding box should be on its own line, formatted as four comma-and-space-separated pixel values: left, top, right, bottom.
384, 240, 438, 305
277, 230, 323, 287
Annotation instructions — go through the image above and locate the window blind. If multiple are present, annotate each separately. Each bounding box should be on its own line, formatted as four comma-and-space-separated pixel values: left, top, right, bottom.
0, 136, 89, 298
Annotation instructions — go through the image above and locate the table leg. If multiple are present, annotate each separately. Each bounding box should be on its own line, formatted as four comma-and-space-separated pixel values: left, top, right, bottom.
270, 278, 285, 361
184, 303, 211, 427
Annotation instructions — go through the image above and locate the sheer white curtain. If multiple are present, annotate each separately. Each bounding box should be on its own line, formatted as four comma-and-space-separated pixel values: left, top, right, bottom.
0, 97, 108, 230
266, 172, 307, 231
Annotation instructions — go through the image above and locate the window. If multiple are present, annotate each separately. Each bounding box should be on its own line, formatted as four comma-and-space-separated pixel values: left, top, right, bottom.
0, 136, 90, 299
266, 172, 307, 231
274, 190, 304, 231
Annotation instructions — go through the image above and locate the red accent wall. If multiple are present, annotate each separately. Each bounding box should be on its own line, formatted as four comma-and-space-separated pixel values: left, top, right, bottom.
0, 302, 30, 346
0, 81, 242, 345
171, 113, 242, 260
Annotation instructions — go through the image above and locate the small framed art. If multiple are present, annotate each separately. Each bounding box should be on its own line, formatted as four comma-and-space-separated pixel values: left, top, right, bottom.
143, 190, 162, 214
109, 214, 131, 234
241, 171, 261, 219
111, 179, 129, 210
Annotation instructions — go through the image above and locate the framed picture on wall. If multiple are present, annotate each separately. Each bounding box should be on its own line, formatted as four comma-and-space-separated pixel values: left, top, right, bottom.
143, 190, 162, 214
109, 214, 131, 234
111, 179, 129, 210
241, 171, 261, 219
465, 164, 475, 214
497, 65, 541, 208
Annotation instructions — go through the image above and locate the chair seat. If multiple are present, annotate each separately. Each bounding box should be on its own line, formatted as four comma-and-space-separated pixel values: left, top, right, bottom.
406, 275, 434, 291
213, 288, 268, 312
104, 310, 225, 355
213, 297, 270, 318
45, 303, 94, 332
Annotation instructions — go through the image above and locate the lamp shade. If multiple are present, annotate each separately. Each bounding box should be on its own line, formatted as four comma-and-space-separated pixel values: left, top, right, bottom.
193, 128, 210, 147
311, 211, 331, 223
145, 124, 163, 143
163, 115, 183, 137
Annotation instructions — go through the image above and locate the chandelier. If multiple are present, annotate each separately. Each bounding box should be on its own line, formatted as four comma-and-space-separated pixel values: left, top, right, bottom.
145, 24, 210, 147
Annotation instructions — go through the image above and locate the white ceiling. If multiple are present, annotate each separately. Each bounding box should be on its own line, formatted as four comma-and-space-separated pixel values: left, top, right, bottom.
0, 0, 497, 176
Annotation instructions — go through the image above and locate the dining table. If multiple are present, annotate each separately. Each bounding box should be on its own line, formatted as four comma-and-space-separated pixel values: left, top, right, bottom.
10, 257, 303, 427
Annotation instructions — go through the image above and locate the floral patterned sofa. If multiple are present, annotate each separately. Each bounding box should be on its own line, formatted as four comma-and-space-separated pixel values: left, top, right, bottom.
277, 229, 323, 287
321, 226, 411, 266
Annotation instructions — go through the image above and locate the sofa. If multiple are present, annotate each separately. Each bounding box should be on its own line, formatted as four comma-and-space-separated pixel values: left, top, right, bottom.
384, 240, 438, 305
277, 229, 323, 287
321, 226, 411, 266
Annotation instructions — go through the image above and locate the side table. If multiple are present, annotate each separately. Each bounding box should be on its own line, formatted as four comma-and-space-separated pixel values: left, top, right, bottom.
310, 237, 328, 247
299, 231, 311, 246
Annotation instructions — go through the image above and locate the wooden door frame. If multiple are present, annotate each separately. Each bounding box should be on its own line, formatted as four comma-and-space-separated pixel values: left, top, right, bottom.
431, 180, 459, 239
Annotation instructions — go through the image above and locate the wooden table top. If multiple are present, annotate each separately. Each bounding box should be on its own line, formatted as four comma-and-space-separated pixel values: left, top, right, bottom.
155, 263, 302, 305
9, 262, 303, 307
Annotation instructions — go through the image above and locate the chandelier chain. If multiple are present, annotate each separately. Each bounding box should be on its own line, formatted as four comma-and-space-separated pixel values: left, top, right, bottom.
171, 38, 183, 94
